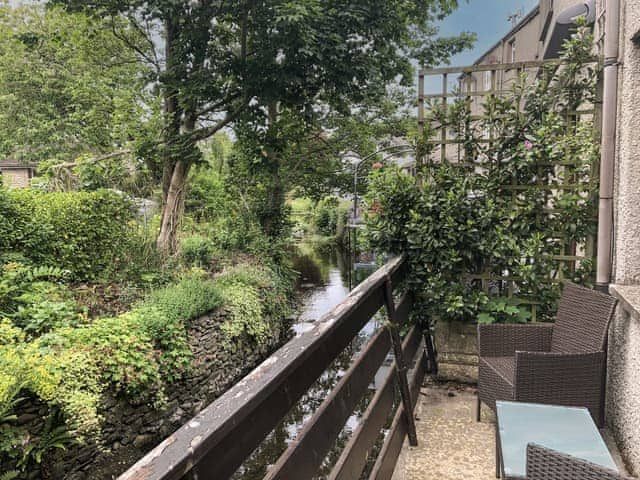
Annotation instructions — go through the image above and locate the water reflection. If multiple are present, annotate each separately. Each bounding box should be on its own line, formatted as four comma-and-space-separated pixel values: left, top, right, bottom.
293, 245, 378, 336
232, 243, 386, 480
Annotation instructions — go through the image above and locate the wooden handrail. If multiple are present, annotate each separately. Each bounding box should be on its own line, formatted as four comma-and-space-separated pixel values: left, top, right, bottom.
118, 254, 428, 480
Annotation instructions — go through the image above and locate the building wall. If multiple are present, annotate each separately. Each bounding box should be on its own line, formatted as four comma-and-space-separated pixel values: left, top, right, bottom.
606, 0, 640, 475
459, 9, 543, 128
1, 168, 31, 188
464, 8, 542, 99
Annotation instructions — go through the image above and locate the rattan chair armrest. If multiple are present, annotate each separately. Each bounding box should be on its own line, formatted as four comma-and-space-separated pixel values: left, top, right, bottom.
526, 443, 635, 480
477, 323, 554, 357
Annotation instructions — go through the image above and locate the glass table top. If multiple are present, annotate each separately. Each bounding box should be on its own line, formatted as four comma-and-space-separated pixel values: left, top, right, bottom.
496, 401, 618, 478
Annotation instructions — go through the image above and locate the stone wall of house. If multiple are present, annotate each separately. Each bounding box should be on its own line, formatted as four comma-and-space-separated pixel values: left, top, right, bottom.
14, 310, 289, 480
606, 0, 640, 475
1, 169, 30, 188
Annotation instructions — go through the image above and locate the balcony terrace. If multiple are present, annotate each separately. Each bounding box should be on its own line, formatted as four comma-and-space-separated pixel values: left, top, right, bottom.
117, 255, 634, 480
391, 381, 630, 480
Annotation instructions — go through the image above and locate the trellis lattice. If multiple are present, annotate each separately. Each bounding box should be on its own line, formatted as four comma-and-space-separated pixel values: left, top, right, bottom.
416, 59, 602, 321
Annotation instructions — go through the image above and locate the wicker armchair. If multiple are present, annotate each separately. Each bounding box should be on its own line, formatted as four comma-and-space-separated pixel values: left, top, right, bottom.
477, 282, 617, 427
526, 443, 635, 480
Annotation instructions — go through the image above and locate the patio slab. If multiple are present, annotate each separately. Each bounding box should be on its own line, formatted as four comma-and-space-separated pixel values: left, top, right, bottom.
392, 381, 630, 480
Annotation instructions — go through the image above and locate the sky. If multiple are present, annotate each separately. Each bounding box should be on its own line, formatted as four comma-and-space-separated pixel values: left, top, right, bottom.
434, 0, 540, 67
421, 0, 539, 93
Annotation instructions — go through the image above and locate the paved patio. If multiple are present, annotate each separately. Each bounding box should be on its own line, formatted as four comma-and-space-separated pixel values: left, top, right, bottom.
392, 381, 630, 480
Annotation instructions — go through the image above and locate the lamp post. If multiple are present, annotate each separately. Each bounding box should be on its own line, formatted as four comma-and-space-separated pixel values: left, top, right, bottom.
346, 145, 415, 275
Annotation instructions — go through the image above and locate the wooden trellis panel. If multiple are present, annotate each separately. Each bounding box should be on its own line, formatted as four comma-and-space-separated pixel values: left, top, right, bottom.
417, 60, 601, 321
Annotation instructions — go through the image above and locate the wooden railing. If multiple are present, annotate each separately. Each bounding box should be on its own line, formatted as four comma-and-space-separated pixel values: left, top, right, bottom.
118, 255, 434, 480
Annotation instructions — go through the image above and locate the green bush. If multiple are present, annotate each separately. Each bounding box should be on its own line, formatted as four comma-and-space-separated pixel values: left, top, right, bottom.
311, 196, 350, 247
314, 196, 349, 239
0, 188, 135, 281
365, 31, 598, 324
215, 264, 291, 334
218, 285, 267, 344
143, 273, 223, 323
180, 234, 217, 267
367, 165, 500, 322
314, 196, 338, 236
184, 167, 230, 222
44, 316, 163, 401
0, 262, 85, 338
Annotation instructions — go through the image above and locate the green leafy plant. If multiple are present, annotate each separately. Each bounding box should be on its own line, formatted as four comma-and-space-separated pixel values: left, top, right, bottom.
180, 235, 218, 268
477, 297, 532, 325
0, 262, 85, 338
143, 273, 223, 324
365, 29, 598, 324
17, 411, 75, 470
0, 188, 136, 281
219, 285, 268, 345
313, 196, 350, 244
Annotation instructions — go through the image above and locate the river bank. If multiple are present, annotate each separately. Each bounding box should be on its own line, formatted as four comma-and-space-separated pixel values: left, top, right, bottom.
233, 241, 387, 480
30, 241, 377, 479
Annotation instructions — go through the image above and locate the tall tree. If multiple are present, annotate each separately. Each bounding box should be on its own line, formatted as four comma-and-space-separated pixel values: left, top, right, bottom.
52, 0, 474, 252
0, 2, 157, 166
230, 84, 450, 237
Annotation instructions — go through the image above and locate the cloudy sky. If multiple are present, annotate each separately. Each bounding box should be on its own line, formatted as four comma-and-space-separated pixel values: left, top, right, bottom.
418, 0, 539, 93
435, 0, 540, 66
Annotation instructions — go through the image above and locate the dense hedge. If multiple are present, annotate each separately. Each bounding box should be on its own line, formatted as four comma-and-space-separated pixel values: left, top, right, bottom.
0, 188, 135, 281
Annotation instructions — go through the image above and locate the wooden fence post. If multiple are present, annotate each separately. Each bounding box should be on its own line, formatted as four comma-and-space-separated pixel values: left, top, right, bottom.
383, 276, 418, 447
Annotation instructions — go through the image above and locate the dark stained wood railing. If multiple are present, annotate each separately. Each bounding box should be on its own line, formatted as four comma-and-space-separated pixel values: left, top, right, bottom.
119, 255, 430, 480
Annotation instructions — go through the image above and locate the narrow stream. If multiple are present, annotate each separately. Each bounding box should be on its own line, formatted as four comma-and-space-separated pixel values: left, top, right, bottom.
232, 242, 389, 480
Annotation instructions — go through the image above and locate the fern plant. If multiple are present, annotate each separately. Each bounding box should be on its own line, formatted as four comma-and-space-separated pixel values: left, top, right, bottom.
0, 262, 83, 337
16, 411, 75, 471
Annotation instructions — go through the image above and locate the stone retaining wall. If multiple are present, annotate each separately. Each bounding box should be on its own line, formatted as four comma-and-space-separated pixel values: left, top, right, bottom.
434, 321, 478, 384
17, 310, 289, 480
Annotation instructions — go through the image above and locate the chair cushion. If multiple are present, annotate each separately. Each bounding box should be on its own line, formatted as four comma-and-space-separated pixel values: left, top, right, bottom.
478, 356, 515, 409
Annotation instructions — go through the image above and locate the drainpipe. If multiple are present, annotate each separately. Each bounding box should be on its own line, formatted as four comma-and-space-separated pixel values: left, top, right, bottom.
595, 0, 620, 293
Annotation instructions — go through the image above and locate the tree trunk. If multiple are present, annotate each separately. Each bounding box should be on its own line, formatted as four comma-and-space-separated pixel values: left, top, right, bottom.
261, 177, 284, 237
260, 102, 286, 237
159, 18, 179, 212
157, 159, 191, 254
157, 18, 189, 255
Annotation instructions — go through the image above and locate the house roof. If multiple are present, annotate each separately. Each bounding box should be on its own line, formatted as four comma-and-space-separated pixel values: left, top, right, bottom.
0, 159, 36, 169
473, 5, 541, 65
